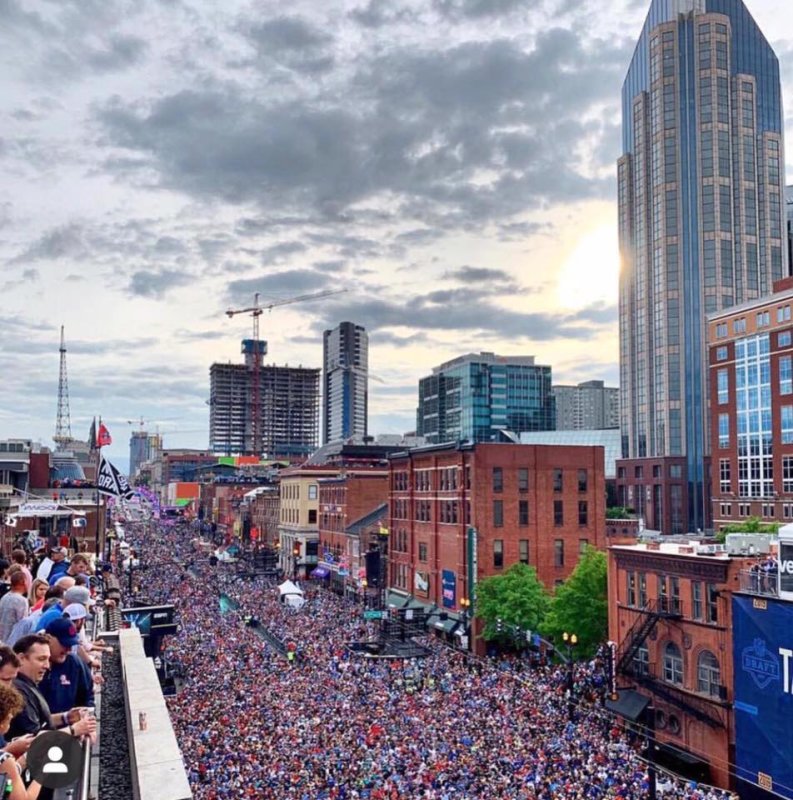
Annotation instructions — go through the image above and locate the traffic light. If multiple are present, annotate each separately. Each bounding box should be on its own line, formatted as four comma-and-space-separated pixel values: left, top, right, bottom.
292, 542, 301, 557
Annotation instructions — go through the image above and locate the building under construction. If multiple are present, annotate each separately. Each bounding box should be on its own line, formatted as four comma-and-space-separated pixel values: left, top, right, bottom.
209, 353, 320, 458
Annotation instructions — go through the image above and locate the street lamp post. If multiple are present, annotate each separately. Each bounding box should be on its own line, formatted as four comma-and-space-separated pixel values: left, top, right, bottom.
292, 542, 300, 581
562, 631, 578, 721
459, 597, 471, 650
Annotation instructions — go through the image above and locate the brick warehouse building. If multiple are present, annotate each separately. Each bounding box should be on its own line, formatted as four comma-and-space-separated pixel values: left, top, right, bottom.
607, 539, 760, 790
709, 277, 793, 527
317, 469, 389, 595
387, 442, 605, 649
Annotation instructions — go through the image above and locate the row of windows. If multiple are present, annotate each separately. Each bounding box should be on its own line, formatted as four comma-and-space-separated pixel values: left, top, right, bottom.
618, 464, 683, 479
625, 571, 719, 623
411, 537, 589, 570
715, 318, 793, 341
281, 483, 318, 501
634, 642, 722, 698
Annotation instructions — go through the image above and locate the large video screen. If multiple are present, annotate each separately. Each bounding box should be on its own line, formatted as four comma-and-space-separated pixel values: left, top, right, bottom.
120, 605, 178, 637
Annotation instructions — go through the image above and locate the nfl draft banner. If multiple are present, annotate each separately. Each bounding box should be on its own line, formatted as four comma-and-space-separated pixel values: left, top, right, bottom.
732, 595, 793, 799
97, 455, 135, 501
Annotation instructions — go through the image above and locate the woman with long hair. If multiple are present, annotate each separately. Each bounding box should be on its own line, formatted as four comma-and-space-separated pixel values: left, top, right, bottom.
27, 580, 48, 613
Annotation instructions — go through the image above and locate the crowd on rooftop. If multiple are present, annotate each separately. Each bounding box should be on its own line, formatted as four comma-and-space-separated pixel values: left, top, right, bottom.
0, 540, 111, 798
119, 519, 738, 800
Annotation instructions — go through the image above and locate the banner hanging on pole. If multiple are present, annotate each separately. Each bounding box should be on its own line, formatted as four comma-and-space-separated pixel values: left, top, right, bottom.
97, 454, 134, 500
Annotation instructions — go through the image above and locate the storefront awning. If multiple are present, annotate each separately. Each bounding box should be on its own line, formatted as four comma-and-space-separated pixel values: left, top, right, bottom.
432, 618, 461, 635
311, 567, 330, 579
605, 690, 651, 722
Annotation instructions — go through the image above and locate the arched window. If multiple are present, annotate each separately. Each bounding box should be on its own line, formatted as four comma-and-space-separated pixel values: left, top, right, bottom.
697, 650, 721, 697
663, 642, 683, 685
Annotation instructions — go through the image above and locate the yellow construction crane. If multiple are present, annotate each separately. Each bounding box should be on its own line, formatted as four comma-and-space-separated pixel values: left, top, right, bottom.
225, 288, 347, 457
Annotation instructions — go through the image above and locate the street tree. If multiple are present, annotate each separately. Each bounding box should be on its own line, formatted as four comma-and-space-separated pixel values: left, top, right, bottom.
475, 562, 549, 642
541, 546, 607, 659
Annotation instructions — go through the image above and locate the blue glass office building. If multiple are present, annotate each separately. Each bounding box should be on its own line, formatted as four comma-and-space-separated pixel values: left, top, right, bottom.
618, 0, 787, 532
416, 353, 555, 444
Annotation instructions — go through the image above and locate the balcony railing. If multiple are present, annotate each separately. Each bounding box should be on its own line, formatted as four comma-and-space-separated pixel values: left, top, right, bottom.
737, 569, 778, 598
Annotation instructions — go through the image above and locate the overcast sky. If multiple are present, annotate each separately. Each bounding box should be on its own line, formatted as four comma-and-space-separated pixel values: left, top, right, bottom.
1, 0, 791, 469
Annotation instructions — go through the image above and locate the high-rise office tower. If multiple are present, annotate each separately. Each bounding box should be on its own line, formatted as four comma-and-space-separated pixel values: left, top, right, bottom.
322, 322, 368, 444
787, 185, 793, 269
416, 352, 555, 444
553, 380, 620, 430
618, 0, 787, 533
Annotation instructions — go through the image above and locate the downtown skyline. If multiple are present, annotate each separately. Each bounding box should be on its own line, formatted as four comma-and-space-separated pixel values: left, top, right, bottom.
1, 0, 792, 470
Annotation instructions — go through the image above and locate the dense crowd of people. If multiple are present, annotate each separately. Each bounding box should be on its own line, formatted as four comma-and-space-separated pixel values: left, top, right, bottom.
118, 520, 738, 800
0, 541, 111, 799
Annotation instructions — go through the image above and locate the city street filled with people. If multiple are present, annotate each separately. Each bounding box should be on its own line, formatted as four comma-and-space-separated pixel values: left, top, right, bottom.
117, 519, 737, 800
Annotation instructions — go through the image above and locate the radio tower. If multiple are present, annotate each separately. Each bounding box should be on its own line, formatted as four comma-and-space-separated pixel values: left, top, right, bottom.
54, 325, 73, 450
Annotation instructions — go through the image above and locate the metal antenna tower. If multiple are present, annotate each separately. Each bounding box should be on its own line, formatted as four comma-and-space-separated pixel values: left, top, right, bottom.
54, 325, 73, 449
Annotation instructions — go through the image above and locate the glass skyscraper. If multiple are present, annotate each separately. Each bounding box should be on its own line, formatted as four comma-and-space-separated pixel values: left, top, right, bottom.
618, 0, 787, 532
416, 352, 555, 444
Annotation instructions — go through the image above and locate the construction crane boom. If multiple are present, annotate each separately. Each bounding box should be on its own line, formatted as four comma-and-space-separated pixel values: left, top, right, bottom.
224, 287, 347, 457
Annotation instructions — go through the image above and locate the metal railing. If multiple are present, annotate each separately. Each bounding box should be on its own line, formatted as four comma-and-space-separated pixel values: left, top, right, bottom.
737, 569, 779, 598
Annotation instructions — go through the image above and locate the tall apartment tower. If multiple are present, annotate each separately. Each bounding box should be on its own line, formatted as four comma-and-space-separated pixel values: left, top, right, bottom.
209, 360, 320, 457
617, 0, 786, 533
322, 322, 368, 444
553, 380, 619, 430
416, 352, 555, 444
129, 430, 162, 481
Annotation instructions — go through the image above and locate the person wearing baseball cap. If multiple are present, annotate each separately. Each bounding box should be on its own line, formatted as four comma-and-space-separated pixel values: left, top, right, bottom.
34, 546, 69, 585
39, 618, 94, 715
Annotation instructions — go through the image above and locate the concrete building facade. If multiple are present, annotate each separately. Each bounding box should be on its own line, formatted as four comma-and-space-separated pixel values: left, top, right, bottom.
322, 322, 368, 444
209, 362, 320, 458
553, 380, 619, 430
618, 0, 787, 534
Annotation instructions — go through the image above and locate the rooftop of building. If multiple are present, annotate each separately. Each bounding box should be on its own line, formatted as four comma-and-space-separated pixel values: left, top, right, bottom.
708, 277, 793, 322
519, 429, 621, 477
388, 439, 611, 460
552, 380, 617, 390
304, 439, 403, 466
429, 351, 545, 374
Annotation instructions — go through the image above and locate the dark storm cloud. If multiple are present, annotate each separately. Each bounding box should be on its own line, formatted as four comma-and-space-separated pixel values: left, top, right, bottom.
14, 223, 89, 262
443, 266, 513, 284
128, 268, 192, 297
95, 27, 629, 228
313, 292, 604, 341
227, 269, 331, 304
86, 35, 148, 73
259, 241, 307, 264
241, 16, 335, 74
348, 0, 416, 28
432, 0, 539, 20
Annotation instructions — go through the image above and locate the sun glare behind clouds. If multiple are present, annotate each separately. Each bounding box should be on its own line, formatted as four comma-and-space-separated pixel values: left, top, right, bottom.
556, 223, 619, 310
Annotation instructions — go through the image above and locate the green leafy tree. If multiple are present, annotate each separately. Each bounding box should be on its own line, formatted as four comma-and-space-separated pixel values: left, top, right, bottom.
475, 563, 549, 641
541, 547, 608, 659
606, 506, 633, 519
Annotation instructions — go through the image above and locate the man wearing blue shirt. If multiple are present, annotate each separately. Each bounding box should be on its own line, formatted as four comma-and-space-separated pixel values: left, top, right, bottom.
39, 618, 94, 714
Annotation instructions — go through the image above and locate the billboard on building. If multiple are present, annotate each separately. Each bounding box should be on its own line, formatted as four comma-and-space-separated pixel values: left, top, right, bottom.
733, 595, 793, 799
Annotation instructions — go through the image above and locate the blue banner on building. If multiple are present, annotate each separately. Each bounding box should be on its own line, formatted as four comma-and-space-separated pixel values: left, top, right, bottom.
733, 596, 793, 799
441, 569, 456, 608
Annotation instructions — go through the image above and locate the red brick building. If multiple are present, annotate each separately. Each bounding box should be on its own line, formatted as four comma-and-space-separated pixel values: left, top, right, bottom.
317, 470, 388, 593
615, 456, 690, 534
388, 442, 605, 646
708, 277, 793, 527
608, 540, 758, 790
244, 485, 280, 547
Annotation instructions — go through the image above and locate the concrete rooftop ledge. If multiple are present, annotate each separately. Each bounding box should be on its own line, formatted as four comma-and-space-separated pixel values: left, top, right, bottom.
118, 629, 193, 800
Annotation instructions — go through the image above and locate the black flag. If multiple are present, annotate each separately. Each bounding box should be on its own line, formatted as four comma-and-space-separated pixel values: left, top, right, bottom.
97, 454, 135, 500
